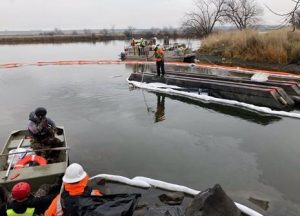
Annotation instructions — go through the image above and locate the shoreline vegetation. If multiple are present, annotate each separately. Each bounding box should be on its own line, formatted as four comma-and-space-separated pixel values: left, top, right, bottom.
0, 29, 191, 44
197, 28, 300, 73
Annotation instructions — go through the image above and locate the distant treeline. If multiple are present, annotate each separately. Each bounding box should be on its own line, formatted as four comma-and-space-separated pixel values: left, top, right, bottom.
0, 29, 196, 44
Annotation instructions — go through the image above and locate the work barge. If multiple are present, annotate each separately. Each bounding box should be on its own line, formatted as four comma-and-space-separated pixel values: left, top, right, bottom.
128, 70, 300, 111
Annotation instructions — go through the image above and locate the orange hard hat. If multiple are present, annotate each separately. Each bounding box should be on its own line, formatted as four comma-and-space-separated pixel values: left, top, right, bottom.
11, 182, 31, 201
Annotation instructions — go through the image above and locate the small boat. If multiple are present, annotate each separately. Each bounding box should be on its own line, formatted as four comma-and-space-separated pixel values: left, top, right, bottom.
121, 42, 196, 63
0, 127, 68, 191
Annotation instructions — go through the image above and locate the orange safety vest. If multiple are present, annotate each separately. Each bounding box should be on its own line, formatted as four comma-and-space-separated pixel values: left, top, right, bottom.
155, 48, 164, 61
44, 176, 101, 216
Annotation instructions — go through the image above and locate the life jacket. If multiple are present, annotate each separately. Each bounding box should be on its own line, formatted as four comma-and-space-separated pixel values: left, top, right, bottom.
28, 112, 53, 141
6, 207, 35, 216
140, 40, 145, 47
56, 187, 100, 216
154, 48, 164, 61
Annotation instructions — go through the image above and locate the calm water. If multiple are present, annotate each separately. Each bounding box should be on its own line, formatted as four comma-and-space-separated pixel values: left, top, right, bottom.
0, 41, 300, 216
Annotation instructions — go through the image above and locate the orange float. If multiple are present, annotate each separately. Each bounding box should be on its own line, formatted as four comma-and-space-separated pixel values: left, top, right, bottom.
14, 155, 47, 169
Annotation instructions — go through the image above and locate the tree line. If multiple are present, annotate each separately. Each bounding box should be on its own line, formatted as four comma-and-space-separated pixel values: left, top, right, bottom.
182, 0, 300, 37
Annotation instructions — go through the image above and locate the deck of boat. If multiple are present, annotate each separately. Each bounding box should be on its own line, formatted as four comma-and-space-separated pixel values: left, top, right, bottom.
123, 50, 196, 63
0, 127, 68, 191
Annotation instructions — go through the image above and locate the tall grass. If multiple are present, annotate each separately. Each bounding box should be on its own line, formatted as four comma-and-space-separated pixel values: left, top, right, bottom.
200, 28, 300, 65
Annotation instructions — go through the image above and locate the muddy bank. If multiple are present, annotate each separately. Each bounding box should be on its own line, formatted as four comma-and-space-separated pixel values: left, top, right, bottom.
197, 54, 300, 74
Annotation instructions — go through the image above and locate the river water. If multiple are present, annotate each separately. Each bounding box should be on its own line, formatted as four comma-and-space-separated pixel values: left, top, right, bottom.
0, 40, 300, 216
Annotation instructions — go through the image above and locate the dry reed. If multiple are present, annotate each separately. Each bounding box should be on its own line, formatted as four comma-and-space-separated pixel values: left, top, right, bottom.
200, 28, 300, 65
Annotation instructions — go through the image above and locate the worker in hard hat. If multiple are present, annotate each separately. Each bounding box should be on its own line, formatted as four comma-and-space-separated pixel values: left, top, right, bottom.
45, 163, 102, 216
155, 45, 165, 77
131, 38, 137, 55
148, 44, 165, 77
0, 181, 56, 216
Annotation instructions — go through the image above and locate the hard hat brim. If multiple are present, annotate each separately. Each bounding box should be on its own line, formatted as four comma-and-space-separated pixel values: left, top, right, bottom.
63, 171, 87, 183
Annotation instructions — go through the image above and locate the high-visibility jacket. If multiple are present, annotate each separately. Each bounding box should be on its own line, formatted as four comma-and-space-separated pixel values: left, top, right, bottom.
45, 176, 101, 216
140, 39, 145, 47
0, 194, 54, 216
6, 208, 35, 216
154, 48, 164, 61
45, 188, 100, 216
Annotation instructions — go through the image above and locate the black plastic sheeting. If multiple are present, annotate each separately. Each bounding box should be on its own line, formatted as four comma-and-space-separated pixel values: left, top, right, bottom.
76, 193, 141, 216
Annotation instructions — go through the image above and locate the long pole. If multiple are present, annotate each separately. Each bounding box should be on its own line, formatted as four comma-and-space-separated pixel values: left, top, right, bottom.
3, 137, 24, 180
0, 147, 70, 157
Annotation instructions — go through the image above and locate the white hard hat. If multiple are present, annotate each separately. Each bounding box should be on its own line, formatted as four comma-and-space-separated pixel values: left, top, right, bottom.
63, 163, 87, 183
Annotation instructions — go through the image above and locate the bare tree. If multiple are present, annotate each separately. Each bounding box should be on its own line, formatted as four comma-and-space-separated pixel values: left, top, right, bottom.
161, 26, 175, 37
83, 29, 92, 35
110, 25, 115, 34
54, 28, 64, 35
123, 26, 135, 39
224, 0, 263, 30
72, 30, 78, 35
289, 1, 300, 29
294, 10, 300, 28
265, 0, 300, 30
150, 27, 160, 36
100, 29, 108, 36
182, 0, 226, 36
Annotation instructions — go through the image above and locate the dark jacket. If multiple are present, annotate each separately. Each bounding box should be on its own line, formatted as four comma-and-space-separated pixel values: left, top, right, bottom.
0, 194, 55, 216
28, 112, 56, 141
61, 187, 93, 216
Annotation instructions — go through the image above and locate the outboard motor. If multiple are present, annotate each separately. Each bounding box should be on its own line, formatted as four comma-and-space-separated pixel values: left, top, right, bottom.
120, 52, 126, 61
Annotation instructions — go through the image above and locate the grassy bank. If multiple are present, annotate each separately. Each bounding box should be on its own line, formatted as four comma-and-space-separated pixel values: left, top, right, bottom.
199, 28, 300, 65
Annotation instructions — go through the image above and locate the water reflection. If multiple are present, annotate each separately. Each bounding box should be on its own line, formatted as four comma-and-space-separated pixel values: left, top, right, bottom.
130, 63, 147, 73
154, 94, 166, 123
127, 63, 282, 125
177, 94, 281, 125
141, 92, 281, 125
141, 91, 166, 123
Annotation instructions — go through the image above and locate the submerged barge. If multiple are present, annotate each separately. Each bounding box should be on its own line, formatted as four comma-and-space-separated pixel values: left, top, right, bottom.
128, 71, 300, 111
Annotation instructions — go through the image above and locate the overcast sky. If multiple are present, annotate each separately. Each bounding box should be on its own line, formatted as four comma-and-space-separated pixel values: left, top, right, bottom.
0, 0, 297, 31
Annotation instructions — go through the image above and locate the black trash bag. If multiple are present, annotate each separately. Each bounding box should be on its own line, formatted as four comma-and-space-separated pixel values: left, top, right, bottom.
145, 206, 185, 216
76, 193, 141, 216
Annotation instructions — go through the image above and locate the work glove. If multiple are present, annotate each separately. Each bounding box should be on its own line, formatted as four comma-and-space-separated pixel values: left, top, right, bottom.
37, 118, 47, 131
